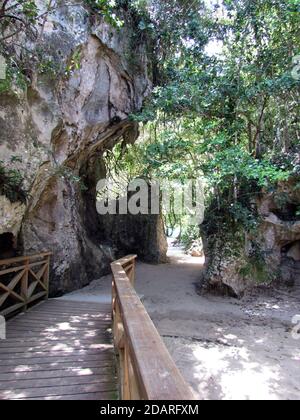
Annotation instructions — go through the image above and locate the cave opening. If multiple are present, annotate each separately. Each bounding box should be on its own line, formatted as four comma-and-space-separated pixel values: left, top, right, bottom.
280, 240, 300, 287
0, 232, 17, 259
271, 202, 300, 222
282, 241, 300, 261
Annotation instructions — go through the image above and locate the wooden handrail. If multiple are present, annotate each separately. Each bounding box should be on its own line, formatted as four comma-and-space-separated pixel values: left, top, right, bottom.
0, 252, 51, 317
111, 255, 196, 400
0, 252, 52, 266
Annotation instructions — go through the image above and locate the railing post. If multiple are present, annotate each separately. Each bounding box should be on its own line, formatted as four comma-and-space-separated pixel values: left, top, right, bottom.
45, 254, 50, 300
127, 259, 136, 287
123, 344, 131, 400
21, 258, 29, 312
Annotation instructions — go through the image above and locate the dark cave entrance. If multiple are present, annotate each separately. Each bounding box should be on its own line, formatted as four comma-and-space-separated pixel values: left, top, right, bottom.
280, 240, 300, 287
0, 232, 17, 259
271, 202, 300, 222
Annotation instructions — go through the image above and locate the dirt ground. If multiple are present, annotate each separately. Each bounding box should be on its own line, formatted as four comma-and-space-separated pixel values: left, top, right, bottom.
61, 244, 300, 400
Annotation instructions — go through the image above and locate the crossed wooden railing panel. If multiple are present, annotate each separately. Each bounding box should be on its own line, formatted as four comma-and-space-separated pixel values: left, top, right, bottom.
111, 255, 196, 401
0, 252, 51, 317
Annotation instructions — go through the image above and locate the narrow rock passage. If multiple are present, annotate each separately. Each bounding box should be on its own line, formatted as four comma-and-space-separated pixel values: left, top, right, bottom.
63, 244, 300, 400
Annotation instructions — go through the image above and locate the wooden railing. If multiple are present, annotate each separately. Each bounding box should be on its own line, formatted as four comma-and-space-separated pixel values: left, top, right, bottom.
0, 252, 51, 317
111, 255, 196, 400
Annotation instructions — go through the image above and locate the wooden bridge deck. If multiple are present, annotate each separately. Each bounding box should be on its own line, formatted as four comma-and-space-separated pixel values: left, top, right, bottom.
0, 300, 118, 400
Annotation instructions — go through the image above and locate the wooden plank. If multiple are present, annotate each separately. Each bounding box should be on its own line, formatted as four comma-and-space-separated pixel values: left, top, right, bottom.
0, 265, 26, 277
41, 303, 111, 312
0, 252, 52, 267
27, 281, 38, 298
27, 269, 47, 290
23, 392, 117, 400
8, 313, 111, 324
9, 314, 111, 324
44, 300, 110, 307
0, 283, 24, 302
35, 263, 47, 281
27, 291, 47, 303
0, 332, 111, 343
0, 366, 114, 382
5, 329, 109, 339
7, 321, 111, 331
32, 305, 109, 313
9, 309, 110, 320
0, 360, 114, 374
21, 310, 111, 319
0, 342, 113, 354
0, 260, 50, 276
0, 347, 114, 361
0, 351, 115, 367
4, 326, 111, 335
0, 292, 9, 306
0, 302, 25, 317
0, 373, 116, 391
7, 269, 26, 291
113, 255, 137, 267
0, 382, 117, 400
12, 313, 111, 322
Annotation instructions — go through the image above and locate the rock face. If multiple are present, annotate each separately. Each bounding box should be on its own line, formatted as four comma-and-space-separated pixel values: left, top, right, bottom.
0, 2, 166, 295
256, 179, 300, 289
0, 196, 26, 238
202, 178, 300, 297
201, 234, 255, 298
99, 212, 168, 264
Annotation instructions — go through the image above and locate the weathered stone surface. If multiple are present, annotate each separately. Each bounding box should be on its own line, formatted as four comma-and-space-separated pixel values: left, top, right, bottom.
287, 241, 300, 261
201, 235, 255, 298
0, 195, 26, 237
98, 183, 168, 264
0, 2, 165, 294
202, 178, 300, 297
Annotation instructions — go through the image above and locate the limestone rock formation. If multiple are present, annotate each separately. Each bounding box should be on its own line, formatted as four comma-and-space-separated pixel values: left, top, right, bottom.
99, 212, 168, 264
256, 179, 300, 288
0, 2, 166, 295
0, 196, 26, 238
202, 178, 300, 297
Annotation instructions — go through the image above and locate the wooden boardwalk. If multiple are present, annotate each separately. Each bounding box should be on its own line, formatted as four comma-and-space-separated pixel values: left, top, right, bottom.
0, 299, 118, 400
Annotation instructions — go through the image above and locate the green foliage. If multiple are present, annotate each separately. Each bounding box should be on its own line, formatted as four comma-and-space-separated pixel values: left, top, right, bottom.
107, 0, 300, 257
0, 57, 28, 93
37, 57, 60, 79
131, 0, 299, 241
85, 0, 123, 27
180, 224, 201, 249
239, 242, 272, 284
65, 49, 82, 78
0, 160, 27, 203
53, 166, 88, 192
21, 0, 38, 22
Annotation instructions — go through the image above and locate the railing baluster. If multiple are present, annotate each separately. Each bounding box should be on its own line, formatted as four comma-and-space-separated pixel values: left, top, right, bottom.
0, 252, 51, 317
21, 258, 29, 312
45, 254, 50, 300
123, 344, 131, 400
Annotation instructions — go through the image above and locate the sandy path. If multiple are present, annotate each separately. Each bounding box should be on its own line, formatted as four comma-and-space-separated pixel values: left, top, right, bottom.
61, 245, 300, 400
